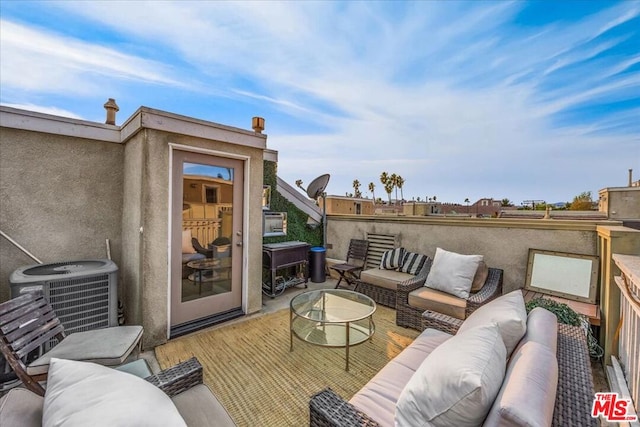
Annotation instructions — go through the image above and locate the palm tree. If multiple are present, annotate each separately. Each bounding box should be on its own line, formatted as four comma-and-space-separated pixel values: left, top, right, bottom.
464, 198, 470, 215
390, 174, 398, 204
380, 172, 388, 187
384, 179, 394, 204
368, 182, 375, 202
396, 176, 405, 202
352, 179, 361, 198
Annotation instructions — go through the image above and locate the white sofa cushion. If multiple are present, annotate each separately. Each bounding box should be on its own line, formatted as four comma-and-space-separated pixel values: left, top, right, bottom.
0, 388, 43, 427
350, 329, 452, 426
395, 324, 507, 427
360, 268, 415, 290
425, 247, 482, 299
43, 358, 186, 427
483, 341, 558, 427
457, 289, 527, 356
182, 230, 196, 254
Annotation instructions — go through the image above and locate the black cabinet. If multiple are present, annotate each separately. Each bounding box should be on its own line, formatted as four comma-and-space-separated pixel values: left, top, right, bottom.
262, 241, 310, 297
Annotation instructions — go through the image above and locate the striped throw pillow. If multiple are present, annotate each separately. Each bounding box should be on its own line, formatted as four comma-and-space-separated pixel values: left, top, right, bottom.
401, 252, 428, 275
380, 248, 405, 270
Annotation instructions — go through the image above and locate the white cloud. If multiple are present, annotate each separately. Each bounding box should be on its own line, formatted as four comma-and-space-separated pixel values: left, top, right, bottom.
0, 103, 83, 120
0, 1, 637, 203
0, 19, 185, 96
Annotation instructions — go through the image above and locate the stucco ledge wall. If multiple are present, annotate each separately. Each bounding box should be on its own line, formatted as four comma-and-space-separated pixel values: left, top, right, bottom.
326, 215, 618, 293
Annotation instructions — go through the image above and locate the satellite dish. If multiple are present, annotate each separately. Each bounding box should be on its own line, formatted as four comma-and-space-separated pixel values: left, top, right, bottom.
306, 174, 330, 199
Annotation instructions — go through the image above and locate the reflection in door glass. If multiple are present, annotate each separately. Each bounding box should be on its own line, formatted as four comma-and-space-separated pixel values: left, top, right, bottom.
181, 162, 233, 302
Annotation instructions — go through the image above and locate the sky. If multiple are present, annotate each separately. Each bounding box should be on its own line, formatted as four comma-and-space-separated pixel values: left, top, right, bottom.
1, 1, 639, 206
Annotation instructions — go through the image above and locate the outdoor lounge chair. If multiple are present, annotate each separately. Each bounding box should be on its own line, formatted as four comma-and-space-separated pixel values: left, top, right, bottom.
0, 292, 143, 396
330, 239, 369, 289
396, 264, 503, 331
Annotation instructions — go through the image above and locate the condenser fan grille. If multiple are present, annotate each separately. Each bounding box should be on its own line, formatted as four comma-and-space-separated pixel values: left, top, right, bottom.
22, 260, 108, 276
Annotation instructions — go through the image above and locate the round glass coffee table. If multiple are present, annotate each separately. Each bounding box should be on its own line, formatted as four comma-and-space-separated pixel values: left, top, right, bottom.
290, 289, 376, 371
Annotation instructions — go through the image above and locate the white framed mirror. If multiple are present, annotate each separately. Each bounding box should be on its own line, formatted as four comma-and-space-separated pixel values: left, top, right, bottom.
525, 249, 599, 304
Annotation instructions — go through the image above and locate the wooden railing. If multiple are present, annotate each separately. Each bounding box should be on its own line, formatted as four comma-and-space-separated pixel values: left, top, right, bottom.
183, 203, 233, 244
183, 220, 221, 245
612, 254, 640, 415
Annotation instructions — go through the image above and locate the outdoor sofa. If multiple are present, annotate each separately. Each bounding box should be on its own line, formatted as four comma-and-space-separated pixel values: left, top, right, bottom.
0, 357, 236, 427
354, 246, 502, 326
310, 290, 596, 427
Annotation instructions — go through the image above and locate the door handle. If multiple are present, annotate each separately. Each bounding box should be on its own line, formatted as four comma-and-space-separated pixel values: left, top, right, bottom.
236, 241, 243, 247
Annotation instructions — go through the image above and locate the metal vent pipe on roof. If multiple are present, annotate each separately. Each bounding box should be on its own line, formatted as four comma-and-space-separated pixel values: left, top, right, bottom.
252, 116, 265, 133
104, 98, 119, 125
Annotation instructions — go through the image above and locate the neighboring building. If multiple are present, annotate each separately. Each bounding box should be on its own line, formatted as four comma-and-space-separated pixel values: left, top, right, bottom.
598, 186, 640, 222
403, 198, 508, 217
403, 201, 441, 216
322, 195, 376, 215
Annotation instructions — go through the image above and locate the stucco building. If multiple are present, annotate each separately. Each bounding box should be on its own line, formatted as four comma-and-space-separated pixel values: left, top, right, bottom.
0, 104, 271, 348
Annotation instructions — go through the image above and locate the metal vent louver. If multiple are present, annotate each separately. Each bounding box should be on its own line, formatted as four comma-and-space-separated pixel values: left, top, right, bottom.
10, 259, 118, 351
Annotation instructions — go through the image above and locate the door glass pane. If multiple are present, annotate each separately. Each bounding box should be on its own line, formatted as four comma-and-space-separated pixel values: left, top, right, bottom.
181, 162, 233, 303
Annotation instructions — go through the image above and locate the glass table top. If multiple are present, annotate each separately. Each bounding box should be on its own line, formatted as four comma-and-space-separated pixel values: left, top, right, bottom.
290, 289, 376, 323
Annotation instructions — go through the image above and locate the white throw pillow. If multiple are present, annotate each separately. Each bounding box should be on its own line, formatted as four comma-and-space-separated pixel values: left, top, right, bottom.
43, 358, 186, 427
395, 324, 507, 427
182, 230, 196, 254
425, 247, 483, 299
457, 289, 528, 356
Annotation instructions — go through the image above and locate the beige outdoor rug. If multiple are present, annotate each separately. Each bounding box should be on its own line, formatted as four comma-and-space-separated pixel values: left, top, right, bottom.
155, 305, 419, 427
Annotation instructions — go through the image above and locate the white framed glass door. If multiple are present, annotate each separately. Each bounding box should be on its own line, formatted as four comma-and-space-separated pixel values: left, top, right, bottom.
170, 149, 244, 335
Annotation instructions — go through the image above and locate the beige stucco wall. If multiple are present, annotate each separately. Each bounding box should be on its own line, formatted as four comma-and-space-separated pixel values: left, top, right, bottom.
0, 128, 124, 303
125, 129, 265, 348
120, 133, 144, 327
326, 215, 618, 293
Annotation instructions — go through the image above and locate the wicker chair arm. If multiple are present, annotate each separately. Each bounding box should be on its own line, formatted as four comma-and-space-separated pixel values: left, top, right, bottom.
421, 310, 464, 335
309, 388, 381, 427
468, 268, 503, 306
397, 258, 432, 295
145, 357, 203, 398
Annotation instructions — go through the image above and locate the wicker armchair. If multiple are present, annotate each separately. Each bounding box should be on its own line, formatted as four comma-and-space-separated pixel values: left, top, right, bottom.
396, 267, 503, 331
354, 259, 432, 308
308, 324, 596, 427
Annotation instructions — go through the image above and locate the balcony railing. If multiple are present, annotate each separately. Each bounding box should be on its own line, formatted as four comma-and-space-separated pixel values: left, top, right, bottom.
183, 203, 233, 244
612, 254, 640, 414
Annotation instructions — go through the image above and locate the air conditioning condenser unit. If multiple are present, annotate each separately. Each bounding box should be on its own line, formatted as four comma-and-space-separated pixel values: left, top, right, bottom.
10, 259, 118, 350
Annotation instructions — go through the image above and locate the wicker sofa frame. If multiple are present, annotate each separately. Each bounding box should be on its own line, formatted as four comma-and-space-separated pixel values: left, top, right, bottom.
309, 323, 596, 427
145, 356, 203, 397
354, 259, 432, 308
396, 266, 504, 331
